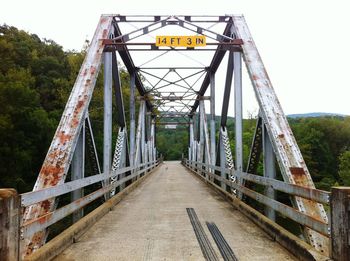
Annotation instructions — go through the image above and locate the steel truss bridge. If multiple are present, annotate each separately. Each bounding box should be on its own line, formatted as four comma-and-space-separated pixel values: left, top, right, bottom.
0, 14, 349, 261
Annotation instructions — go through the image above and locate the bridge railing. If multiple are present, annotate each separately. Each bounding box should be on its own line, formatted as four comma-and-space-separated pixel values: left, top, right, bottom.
0, 159, 160, 260
183, 159, 350, 261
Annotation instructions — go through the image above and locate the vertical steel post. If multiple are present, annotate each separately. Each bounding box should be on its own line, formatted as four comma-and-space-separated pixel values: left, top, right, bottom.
189, 118, 194, 161
151, 118, 155, 162
263, 124, 276, 221
234, 52, 243, 186
199, 100, 205, 176
210, 72, 216, 167
146, 112, 151, 164
201, 102, 211, 179
72, 123, 85, 222
147, 115, 150, 166
141, 101, 146, 165
129, 72, 136, 167
135, 101, 143, 177
219, 131, 226, 190
103, 51, 112, 198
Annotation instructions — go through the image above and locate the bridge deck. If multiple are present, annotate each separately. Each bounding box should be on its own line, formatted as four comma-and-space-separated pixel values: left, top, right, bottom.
55, 162, 296, 261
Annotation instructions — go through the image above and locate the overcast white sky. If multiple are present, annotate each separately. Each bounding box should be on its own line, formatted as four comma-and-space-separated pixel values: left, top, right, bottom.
1, 0, 350, 117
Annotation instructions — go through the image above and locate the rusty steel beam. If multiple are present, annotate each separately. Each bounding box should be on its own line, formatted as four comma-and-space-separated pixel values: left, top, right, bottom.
232, 15, 329, 254
22, 15, 113, 256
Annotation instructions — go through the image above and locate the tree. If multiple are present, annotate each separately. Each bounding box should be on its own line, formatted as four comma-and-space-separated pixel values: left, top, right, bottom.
338, 151, 350, 186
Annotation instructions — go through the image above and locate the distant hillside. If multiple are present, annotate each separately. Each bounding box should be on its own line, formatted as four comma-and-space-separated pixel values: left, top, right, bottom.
287, 112, 347, 118
211, 113, 347, 121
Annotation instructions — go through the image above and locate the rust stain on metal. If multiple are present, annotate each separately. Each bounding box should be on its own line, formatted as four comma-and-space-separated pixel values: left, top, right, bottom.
90, 66, 96, 75
22, 15, 113, 257
38, 213, 52, 224
76, 100, 84, 110
252, 74, 259, 81
58, 131, 71, 144
102, 38, 114, 45
41, 165, 64, 186
102, 29, 108, 38
290, 167, 309, 187
40, 200, 51, 212
232, 38, 243, 45
290, 167, 305, 175
23, 212, 53, 227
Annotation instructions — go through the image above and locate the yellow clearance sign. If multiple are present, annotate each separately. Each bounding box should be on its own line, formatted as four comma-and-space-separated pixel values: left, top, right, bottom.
155, 35, 206, 47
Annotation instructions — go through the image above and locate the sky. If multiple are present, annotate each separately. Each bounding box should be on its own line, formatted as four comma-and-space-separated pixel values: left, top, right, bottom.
1, 0, 350, 117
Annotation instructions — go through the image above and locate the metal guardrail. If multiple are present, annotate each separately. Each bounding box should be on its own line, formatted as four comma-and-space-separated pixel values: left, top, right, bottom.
183, 159, 350, 260
18, 160, 159, 241
21, 161, 159, 239
190, 161, 330, 204
183, 159, 330, 235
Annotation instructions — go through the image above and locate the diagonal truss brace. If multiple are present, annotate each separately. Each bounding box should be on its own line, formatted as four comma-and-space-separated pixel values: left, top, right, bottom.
22, 15, 113, 256
246, 115, 263, 175
110, 127, 128, 196
232, 15, 329, 254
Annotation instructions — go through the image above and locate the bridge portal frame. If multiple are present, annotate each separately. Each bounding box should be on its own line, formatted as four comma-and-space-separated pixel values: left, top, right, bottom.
1, 14, 343, 259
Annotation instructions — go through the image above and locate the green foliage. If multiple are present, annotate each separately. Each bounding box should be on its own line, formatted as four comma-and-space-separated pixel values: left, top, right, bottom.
338, 151, 350, 186
156, 128, 188, 160
291, 117, 350, 190
0, 24, 133, 193
0, 25, 84, 192
0, 67, 54, 191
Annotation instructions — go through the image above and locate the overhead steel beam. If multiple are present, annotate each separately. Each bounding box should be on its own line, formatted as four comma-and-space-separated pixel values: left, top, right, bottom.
112, 23, 153, 111
139, 66, 206, 70
174, 16, 234, 42
113, 15, 232, 23
112, 17, 170, 42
